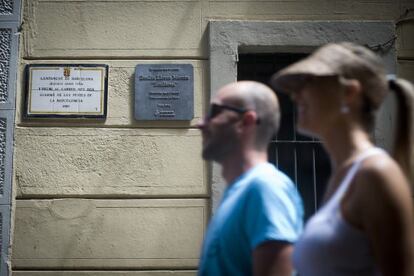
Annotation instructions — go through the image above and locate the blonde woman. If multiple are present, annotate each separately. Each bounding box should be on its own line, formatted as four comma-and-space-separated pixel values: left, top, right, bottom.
271, 42, 414, 276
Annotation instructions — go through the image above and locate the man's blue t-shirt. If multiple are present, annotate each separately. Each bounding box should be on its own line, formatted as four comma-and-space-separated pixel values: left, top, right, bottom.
198, 162, 304, 276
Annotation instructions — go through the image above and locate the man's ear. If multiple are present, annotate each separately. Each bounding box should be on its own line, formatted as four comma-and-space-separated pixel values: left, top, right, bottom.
242, 111, 259, 126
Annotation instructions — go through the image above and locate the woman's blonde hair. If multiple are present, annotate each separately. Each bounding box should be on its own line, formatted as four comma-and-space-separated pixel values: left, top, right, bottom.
389, 78, 414, 187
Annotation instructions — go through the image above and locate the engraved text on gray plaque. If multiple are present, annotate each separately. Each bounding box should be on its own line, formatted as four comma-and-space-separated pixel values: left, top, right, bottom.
134, 64, 194, 120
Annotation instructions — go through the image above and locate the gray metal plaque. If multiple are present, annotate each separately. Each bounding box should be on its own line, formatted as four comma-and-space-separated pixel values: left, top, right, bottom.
0, 28, 11, 104
0, 111, 12, 205
0, 24, 18, 110
0, 117, 6, 198
134, 64, 193, 120
0, 0, 21, 22
0, 0, 13, 15
0, 205, 10, 275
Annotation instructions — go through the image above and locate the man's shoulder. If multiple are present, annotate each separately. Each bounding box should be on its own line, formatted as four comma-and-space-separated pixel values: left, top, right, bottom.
245, 164, 303, 212
241, 164, 304, 246
248, 163, 296, 192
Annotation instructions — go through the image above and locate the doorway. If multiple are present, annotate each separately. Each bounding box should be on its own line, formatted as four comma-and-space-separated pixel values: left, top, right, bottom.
238, 53, 331, 220
209, 20, 396, 213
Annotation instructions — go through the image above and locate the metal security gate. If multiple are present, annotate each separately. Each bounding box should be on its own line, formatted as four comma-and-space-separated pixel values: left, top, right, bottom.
238, 53, 331, 220
0, 0, 21, 275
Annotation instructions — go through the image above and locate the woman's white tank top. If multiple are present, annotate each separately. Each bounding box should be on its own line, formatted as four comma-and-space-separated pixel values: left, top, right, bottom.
293, 147, 384, 276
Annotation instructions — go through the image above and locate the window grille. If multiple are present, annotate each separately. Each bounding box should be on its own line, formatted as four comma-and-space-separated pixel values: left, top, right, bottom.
238, 53, 331, 220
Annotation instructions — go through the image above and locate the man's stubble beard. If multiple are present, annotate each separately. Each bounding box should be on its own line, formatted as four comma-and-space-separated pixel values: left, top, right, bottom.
202, 133, 240, 162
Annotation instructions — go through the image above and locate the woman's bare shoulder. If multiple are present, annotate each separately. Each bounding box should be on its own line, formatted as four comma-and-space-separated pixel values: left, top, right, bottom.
357, 153, 410, 197
351, 153, 413, 222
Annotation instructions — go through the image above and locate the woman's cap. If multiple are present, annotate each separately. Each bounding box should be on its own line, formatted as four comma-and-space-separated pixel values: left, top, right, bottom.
270, 42, 388, 109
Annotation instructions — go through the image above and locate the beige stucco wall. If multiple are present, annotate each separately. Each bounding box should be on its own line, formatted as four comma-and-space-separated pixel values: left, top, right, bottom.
13, 0, 414, 275
14, 128, 205, 197
13, 199, 207, 269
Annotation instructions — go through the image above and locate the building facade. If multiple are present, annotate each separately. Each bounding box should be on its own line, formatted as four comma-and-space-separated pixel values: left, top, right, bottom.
0, 0, 413, 275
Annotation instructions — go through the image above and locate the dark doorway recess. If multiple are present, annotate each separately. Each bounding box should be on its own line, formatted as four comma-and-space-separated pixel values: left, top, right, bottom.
238, 53, 331, 221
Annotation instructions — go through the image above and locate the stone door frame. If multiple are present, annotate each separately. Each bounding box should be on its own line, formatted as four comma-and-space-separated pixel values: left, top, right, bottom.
208, 20, 396, 211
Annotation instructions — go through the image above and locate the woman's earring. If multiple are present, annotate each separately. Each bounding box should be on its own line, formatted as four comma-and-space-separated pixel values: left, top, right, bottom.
341, 104, 349, 114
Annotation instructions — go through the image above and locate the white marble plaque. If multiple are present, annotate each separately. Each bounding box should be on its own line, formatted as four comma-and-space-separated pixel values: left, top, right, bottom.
25, 65, 108, 118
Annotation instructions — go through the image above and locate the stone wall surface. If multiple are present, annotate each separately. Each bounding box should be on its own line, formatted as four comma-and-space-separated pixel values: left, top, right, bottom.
13, 199, 207, 269
12, 0, 414, 274
399, 60, 414, 81
13, 272, 196, 276
21, 0, 414, 60
15, 128, 206, 197
22, 0, 206, 58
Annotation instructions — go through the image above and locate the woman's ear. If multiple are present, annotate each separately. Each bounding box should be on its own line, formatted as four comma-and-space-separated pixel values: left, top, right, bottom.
344, 79, 362, 105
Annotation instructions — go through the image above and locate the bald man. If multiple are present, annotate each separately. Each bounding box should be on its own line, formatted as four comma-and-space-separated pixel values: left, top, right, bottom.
197, 81, 303, 276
